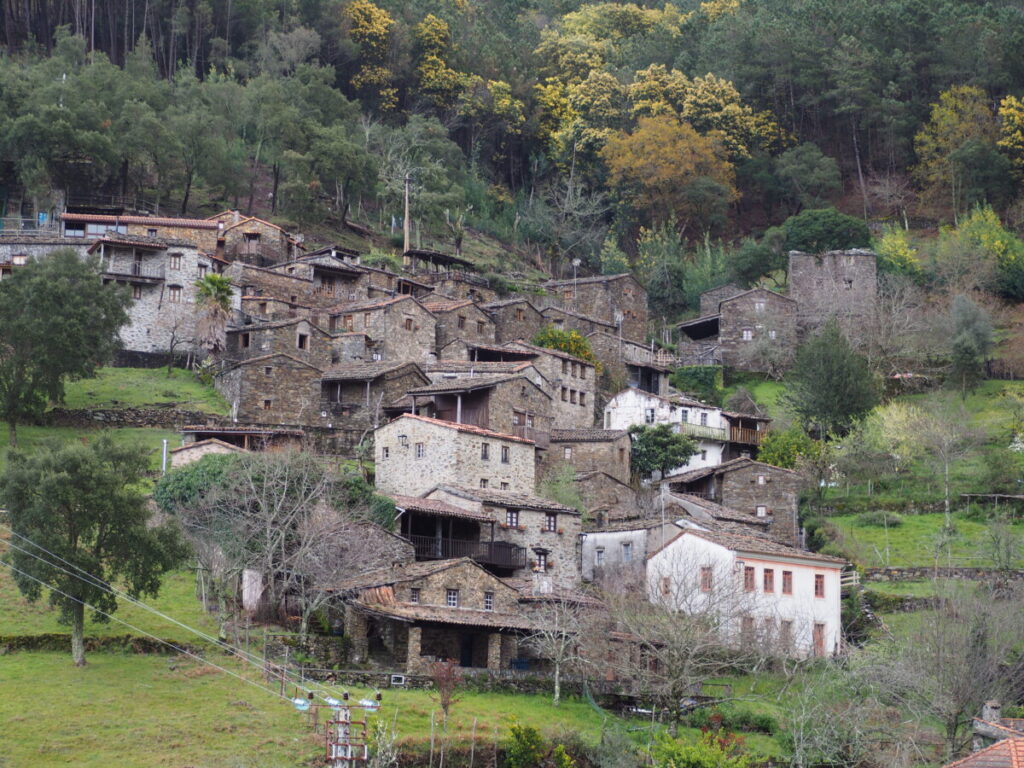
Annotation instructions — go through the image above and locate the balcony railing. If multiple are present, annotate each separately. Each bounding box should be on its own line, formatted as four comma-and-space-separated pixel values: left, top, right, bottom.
729, 427, 765, 445
678, 422, 728, 442
103, 262, 166, 281
511, 425, 549, 448
406, 534, 527, 569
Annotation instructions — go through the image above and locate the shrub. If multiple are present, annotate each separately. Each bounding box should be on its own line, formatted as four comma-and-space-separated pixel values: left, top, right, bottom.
854, 510, 904, 528
783, 207, 871, 253
531, 326, 599, 368
670, 366, 723, 404
505, 722, 546, 768
153, 452, 239, 514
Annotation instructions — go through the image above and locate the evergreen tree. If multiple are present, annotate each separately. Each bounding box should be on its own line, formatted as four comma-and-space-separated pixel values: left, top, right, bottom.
949, 294, 993, 399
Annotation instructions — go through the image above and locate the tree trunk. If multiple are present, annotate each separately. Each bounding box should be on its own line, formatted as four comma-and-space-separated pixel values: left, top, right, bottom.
71, 600, 87, 666
553, 663, 561, 706
8, 419, 17, 448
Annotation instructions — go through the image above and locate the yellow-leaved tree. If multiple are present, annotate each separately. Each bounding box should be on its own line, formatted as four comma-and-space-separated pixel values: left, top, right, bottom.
344, 0, 397, 111
998, 94, 1024, 181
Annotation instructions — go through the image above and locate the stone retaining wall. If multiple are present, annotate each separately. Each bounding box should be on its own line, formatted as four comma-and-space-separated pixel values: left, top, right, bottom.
42, 406, 217, 430
863, 566, 1024, 582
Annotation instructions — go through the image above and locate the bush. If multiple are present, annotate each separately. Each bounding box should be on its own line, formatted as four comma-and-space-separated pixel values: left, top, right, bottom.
505, 722, 546, 768
483, 272, 514, 297
783, 208, 871, 253
670, 366, 723, 404
153, 453, 239, 514
854, 510, 904, 528
531, 326, 599, 368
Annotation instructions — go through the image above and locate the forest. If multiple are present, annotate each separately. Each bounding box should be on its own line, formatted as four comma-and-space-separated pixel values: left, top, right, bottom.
4, 0, 1024, 322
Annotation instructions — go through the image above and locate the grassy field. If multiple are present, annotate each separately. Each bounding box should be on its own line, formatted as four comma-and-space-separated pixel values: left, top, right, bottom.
0, 423, 179, 474
60, 366, 228, 415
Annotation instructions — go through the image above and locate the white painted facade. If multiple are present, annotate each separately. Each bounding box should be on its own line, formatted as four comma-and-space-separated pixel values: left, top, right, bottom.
602, 388, 726, 472
581, 521, 680, 581
646, 529, 844, 658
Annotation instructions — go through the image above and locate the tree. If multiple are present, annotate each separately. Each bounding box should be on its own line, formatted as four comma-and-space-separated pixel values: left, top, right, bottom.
783, 208, 870, 254
194, 274, 234, 356
531, 327, 599, 368
628, 424, 698, 479
912, 398, 982, 522
601, 116, 737, 237
775, 143, 841, 210
783, 320, 879, 436
0, 250, 129, 447
0, 434, 187, 665
949, 294, 992, 399
756, 427, 821, 470
523, 597, 586, 706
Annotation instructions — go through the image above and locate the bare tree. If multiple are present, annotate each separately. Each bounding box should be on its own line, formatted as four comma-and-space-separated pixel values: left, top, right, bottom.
858, 276, 948, 378
913, 398, 983, 523
429, 658, 463, 723
853, 581, 1024, 761
523, 597, 587, 706
981, 514, 1023, 572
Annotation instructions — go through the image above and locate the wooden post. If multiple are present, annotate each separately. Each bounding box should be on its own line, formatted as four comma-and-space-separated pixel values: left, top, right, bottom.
403, 174, 411, 255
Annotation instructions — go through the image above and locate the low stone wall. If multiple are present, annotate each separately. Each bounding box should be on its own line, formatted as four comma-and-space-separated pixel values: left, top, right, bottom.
42, 406, 217, 430
863, 566, 1024, 582
0, 633, 202, 655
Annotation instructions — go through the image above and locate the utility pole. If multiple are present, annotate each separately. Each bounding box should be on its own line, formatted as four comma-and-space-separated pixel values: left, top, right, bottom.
403, 173, 411, 255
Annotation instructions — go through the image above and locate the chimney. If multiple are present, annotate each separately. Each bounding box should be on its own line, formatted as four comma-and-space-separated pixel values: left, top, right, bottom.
982, 700, 1002, 722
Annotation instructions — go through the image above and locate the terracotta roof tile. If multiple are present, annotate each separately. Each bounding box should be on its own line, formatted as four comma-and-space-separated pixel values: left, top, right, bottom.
389, 413, 534, 444
406, 375, 518, 395
61, 212, 221, 228
387, 494, 493, 522
942, 738, 1024, 768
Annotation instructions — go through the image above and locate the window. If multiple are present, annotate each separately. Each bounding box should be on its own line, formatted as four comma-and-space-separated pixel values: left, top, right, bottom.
169, 253, 182, 270
500, 482, 508, 490
404, 317, 413, 331
741, 616, 755, 640
516, 308, 525, 321
644, 408, 656, 424
506, 510, 519, 527
342, 315, 354, 331
259, 302, 267, 314
381, 446, 389, 459
561, 387, 568, 402
297, 333, 309, 350
700, 450, 707, 461
661, 576, 671, 596
700, 566, 713, 591
484, 592, 494, 611
619, 447, 626, 463
480, 478, 488, 488
481, 443, 490, 460
757, 475, 767, 485
680, 409, 688, 424
570, 390, 577, 404
168, 285, 182, 303
535, 552, 548, 571
754, 300, 766, 313
132, 285, 142, 300
363, 313, 371, 328
700, 412, 708, 426
264, 366, 273, 376
263, 399, 272, 410
579, 392, 586, 407
415, 442, 425, 458
605, 413, 611, 429
595, 547, 605, 566
571, 362, 578, 377
545, 513, 558, 532
446, 589, 460, 608
814, 574, 825, 598
197, 264, 207, 278
768, 329, 777, 340
580, 366, 586, 380
410, 588, 420, 604
763, 568, 774, 593
457, 315, 466, 329
742, 328, 753, 341
563, 446, 573, 460
477, 321, 485, 334
621, 542, 632, 563
756, 505, 767, 518
240, 333, 250, 348
782, 570, 793, 595
561, 359, 569, 375
501, 446, 510, 463
744, 566, 756, 591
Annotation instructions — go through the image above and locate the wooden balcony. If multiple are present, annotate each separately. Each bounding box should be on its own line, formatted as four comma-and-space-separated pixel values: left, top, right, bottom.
102, 261, 165, 284
678, 422, 728, 442
511, 425, 549, 448
729, 427, 765, 445
406, 534, 527, 569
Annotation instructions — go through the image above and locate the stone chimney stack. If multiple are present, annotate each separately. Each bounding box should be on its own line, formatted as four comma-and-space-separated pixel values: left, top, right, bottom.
982, 700, 1002, 722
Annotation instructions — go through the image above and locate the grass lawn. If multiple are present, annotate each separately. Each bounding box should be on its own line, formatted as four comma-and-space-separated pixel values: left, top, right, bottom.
59, 366, 228, 415
0, 423, 180, 474
828, 513, 1022, 568
863, 580, 939, 597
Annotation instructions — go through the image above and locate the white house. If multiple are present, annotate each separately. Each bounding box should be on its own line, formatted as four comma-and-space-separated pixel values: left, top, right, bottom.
603, 388, 728, 472
581, 518, 682, 583
646, 526, 845, 658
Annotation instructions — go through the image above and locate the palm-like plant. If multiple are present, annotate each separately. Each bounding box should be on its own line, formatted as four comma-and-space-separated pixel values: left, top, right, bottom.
194, 274, 234, 355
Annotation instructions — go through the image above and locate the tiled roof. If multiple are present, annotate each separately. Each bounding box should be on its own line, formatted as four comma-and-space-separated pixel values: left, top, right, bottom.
500, 576, 602, 605
322, 361, 422, 381
719, 287, 796, 306
357, 601, 537, 630
943, 738, 1024, 768
607, 386, 708, 409
61, 212, 220, 228
540, 306, 617, 326
181, 424, 304, 436
427, 361, 535, 374
466, 342, 535, 357
406, 375, 517, 394
329, 295, 416, 313
422, 298, 475, 313
387, 413, 534, 444
328, 558, 477, 592
587, 518, 681, 533
676, 313, 721, 329
662, 457, 797, 484
721, 410, 772, 422
668, 493, 771, 526
434, 485, 578, 514
550, 428, 627, 443
87, 232, 199, 249
169, 438, 248, 454
545, 273, 636, 287
974, 719, 1024, 740
503, 339, 597, 364
216, 352, 323, 374
387, 495, 493, 522
481, 298, 538, 310
658, 528, 846, 565
228, 318, 326, 333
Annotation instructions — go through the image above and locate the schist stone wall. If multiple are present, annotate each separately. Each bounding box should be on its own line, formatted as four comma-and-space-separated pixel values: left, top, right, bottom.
545, 274, 648, 341
228, 262, 317, 306
225, 319, 334, 368
215, 354, 322, 426
719, 464, 801, 549
699, 283, 744, 316
374, 416, 536, 496
539, 306, 617, 337
503, 343, 597, 430
484, 300, 545, 343
330, 297, 437, 362
431, 302, 497, 350
718, 289, 798, 371
545, 430, 631, 484
788, 249, 878, 338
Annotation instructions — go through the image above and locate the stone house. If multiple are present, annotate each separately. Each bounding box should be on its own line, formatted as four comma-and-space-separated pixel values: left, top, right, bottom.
335, 558, 532, 673
179, 424, 305, 452
574, 471, 642, 523
169, 438, 248, 468
647, 527, 845, 657
423, 297, 497, 350
60, 212, 224, 251
357, 264, 434, 300
424, 361, 549, 392
665, 492, 774, 541
224, 318, 334, 369
699, 283, 745, 316
539, 306, 619, 337
677, 288, 797, 373
581, 519, 683, 586
240, 295, 315, 323
214, 353, 322, 426
268, 253, 369, 307
543, 273, 648, 341
788, 249, 878, 338
969, 701, 1024, 758
228, 263, 319, 314
500, 341, 598, 430
374, 414, 536, 497
544, 429, 631, 485
90, 233, 233, 357
424, 485, 583, 588
0, 233, 91, 269
586, 331, 670, 396
405, 374, 553, 448
327, 295, 436, 363
481, 298, 545, 343
208, 210, 304, 265
320, 362, 430, 446
661, 458, 801, 549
